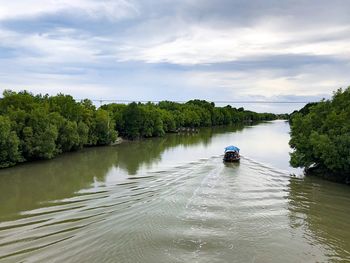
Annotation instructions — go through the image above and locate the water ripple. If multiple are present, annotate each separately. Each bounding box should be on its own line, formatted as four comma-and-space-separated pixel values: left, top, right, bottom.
0, 156, 349, 262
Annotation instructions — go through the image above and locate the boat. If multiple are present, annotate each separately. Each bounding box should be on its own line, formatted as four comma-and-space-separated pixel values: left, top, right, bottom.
223, 145, 240, 162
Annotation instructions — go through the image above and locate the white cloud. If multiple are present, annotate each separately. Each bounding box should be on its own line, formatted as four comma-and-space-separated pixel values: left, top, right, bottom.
0, 26, 108, 66
0, 0, 349, 113
0, 0, 139, 21
117, 22, 350, 64
186, 64, 350, 98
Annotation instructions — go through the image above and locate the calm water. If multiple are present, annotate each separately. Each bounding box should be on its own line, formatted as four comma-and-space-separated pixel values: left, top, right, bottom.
0, 121, 349, 262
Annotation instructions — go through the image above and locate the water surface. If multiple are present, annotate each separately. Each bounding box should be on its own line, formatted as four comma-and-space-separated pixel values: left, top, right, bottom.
0, 121, 349, 262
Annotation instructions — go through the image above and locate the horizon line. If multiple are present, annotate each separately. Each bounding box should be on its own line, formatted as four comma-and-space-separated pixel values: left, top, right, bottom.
78, 99, 314, 104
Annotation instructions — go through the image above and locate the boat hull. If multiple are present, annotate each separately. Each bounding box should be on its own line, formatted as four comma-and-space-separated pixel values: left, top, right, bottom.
223, 157, 240, 162
223, 151, 240, 162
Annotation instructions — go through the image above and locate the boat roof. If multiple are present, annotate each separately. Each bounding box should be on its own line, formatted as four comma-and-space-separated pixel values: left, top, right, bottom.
225, 145, 240, 152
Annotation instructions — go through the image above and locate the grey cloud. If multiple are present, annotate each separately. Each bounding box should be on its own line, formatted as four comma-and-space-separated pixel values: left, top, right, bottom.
0, 0, 349, 113
179, 54, 346, 71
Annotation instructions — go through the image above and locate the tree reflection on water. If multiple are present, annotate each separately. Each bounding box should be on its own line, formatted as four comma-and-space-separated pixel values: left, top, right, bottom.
0, 125, 243, 221
287, 176, 350, 262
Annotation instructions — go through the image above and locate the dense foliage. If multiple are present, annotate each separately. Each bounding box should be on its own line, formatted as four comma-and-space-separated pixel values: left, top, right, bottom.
102, 100, 280, 139
0, 91, 281, 168
0, 90, 117, 168
289, 87, 350, 183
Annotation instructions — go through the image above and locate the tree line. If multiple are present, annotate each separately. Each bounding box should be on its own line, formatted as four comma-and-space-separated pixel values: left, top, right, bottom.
0, 90, 282, 168
0, 90, 117, 168
101, 99, 283, 139
289, 87, 350, 183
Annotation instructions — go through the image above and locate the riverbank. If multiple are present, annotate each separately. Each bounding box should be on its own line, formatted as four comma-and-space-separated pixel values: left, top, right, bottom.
1, 90, 285, 169
306, 166, 350, 185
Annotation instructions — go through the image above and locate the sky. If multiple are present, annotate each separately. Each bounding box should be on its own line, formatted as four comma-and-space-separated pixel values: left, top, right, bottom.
0, 0, 350, 113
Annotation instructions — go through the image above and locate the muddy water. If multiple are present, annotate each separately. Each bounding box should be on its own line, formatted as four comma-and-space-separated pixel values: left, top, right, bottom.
0, 121, 349, 262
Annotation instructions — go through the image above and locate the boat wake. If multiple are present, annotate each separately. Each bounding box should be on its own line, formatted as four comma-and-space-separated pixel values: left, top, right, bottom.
0, 156, 304, 262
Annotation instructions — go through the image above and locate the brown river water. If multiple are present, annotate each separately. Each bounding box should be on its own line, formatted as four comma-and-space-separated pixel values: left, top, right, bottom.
0, 120, 349, 262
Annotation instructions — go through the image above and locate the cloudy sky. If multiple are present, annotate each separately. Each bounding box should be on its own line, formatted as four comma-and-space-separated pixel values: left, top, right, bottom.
0, 0, 349, 113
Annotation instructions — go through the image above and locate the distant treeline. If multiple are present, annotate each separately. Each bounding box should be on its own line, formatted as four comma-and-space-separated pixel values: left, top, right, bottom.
101, 100, 286, 139
0, 90, 284, 168
289, 87, 350, 183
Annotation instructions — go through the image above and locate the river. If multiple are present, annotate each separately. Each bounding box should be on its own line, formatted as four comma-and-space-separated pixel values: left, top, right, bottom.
0, 120, 349, 262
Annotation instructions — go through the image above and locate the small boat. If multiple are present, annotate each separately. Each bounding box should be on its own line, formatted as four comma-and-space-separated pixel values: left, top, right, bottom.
223, 145, 240, 162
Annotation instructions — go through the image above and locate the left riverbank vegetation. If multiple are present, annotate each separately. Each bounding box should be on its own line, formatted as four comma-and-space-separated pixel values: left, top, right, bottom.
0, 90, 283, 168
0, 90, 117, 168
289, 87, 350, 183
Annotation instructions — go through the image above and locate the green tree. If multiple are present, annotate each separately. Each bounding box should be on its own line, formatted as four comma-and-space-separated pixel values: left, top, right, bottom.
123, 102, 143, 139
289, 87, 350, 183
0, 116, 21, 167
77, 121, 89, 148
160, 110, 176, 132
57, 120, 80, 152
101, 103, 126, 132
92, 109, 117, 145
22, 109, 58, 160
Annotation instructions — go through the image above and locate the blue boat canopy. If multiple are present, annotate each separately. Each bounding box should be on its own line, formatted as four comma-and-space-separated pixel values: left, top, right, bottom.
225, 145, 240, 152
